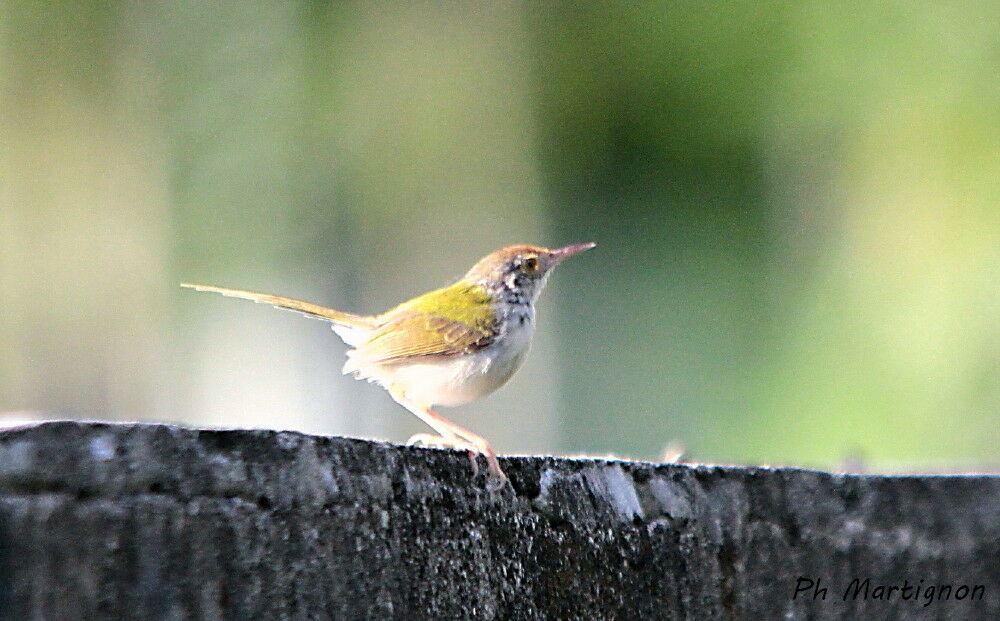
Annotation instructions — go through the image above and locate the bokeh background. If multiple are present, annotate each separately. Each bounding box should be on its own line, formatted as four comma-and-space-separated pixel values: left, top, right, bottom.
2, 2, 997, 471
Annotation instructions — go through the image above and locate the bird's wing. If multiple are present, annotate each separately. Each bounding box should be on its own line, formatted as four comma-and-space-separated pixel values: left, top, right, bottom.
350, 281, 498, 363
353, 312, 496, 363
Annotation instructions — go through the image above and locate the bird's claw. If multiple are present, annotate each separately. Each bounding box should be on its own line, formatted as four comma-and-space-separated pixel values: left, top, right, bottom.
405, 433, 508, 490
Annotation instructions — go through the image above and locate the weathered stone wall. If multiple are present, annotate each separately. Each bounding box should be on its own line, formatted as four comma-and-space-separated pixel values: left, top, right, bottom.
0, 422, 996, 619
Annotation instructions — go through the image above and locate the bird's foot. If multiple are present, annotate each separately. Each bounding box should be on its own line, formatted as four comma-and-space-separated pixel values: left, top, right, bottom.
478, 445, 508, 491
405, 433, 507, 488
406, 433, 457, 449
406, 433, 482, 476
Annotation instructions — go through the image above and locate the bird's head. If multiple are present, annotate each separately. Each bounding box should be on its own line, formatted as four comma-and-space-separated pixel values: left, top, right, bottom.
464, 242, 596, 304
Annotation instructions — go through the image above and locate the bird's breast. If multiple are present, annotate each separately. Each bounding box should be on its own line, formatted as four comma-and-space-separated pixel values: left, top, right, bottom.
494, 303, 535, 359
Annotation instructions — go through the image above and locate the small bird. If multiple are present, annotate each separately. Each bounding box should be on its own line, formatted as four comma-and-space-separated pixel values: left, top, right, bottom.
182, 242, 595, 485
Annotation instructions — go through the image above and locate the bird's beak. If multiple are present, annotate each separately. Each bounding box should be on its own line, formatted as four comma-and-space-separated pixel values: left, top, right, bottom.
548, 242, 596, 264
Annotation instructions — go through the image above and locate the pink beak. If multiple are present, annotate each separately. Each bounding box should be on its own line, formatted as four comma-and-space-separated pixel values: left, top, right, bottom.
549, 242, 597, 262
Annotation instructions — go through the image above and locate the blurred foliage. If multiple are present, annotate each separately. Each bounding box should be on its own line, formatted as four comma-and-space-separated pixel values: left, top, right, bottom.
2, 1, 997, 470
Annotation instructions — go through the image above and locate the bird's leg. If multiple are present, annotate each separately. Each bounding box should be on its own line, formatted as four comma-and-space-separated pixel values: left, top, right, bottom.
444, 425, 505, 484
390, 390, 507, 485
407, 432, 480, 475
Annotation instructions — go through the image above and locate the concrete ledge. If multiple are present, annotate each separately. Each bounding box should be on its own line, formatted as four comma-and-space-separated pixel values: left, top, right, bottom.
0, 422, 996, 619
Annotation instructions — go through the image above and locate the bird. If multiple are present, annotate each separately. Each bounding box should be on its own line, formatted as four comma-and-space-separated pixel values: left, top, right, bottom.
181, 242, 595, 486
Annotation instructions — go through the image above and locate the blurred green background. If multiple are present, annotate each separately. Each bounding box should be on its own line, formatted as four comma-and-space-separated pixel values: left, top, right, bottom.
2, 2, 997, 470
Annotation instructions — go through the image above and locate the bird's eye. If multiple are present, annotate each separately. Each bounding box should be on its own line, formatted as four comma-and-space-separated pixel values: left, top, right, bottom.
523, 256, 539, 272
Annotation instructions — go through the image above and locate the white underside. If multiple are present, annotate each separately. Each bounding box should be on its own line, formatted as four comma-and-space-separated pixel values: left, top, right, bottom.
333, 305, 535, 407
375, 343, 526, 406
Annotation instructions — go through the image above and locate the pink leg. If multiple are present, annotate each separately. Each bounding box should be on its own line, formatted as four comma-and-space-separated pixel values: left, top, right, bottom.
391, 389, 507, 484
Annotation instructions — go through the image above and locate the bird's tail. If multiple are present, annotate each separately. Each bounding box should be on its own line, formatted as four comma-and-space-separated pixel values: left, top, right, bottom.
180, 283, 377, 330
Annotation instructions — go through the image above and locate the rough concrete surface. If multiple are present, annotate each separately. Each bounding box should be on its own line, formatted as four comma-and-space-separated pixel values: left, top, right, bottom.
0, 422, 996, 619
